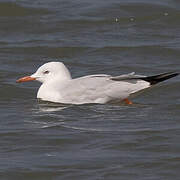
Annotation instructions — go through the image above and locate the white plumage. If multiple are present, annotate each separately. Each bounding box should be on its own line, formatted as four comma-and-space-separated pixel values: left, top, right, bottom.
17, 62, 178, 105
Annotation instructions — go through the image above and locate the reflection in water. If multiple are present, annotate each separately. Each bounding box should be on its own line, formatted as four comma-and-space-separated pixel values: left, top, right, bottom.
37, 100, 71, 112
28, 100, 154, 132
39, 105, 69, 112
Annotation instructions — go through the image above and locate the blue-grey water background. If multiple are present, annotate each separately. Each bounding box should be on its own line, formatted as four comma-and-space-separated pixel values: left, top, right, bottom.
1, 0, 180, 179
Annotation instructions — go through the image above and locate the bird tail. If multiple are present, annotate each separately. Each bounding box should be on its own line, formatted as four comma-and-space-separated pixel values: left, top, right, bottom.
140, 72, 179, 85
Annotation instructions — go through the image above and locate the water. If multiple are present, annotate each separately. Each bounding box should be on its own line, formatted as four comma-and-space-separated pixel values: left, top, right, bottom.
1, 0, 180, 179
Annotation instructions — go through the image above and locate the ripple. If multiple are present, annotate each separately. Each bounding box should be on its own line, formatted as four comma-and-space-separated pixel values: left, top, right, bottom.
0, 2, 50, 17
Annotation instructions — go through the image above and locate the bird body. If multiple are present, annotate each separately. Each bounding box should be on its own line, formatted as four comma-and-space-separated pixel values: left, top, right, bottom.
37, 74, 149, 104
16, 62, 178, 105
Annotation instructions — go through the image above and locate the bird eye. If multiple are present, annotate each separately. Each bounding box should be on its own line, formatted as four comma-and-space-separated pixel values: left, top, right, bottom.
43, 70, 49, 74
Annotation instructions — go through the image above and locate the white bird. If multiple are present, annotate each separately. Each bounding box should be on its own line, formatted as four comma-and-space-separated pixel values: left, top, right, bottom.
16, 62, 179, 105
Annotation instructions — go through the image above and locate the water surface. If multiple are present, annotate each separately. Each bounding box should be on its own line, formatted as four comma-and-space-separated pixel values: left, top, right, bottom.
1, 0, 180, 179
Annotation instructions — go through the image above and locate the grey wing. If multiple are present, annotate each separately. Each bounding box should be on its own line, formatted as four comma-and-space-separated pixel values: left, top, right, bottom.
110, 72, 146, 81
60, 73, 150, 104
60, 75, 113, 104
83, 73, 146, 81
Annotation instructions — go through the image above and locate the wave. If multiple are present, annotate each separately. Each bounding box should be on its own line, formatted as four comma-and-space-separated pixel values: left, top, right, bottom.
0, 2, 49, 17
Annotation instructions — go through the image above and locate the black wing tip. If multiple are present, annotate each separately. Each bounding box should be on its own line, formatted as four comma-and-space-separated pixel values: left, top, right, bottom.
140, 72, 179, 85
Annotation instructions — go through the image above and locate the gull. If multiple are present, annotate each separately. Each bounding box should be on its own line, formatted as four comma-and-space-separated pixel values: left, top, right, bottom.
16, 62, 179, 105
